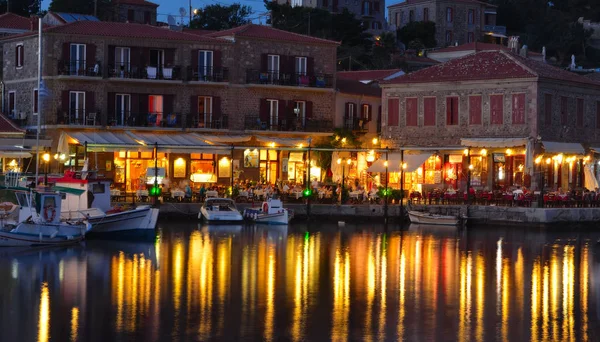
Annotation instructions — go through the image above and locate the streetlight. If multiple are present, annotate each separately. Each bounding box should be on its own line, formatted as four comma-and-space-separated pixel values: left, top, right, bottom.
337, 157, 352, 204
42, 152, 50, 185
535, 156, 543, 207
54, 153, 66, 174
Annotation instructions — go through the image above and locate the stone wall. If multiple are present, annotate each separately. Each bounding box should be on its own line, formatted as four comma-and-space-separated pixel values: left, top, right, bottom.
2, 36, 38, 81
114, 4, 157, 25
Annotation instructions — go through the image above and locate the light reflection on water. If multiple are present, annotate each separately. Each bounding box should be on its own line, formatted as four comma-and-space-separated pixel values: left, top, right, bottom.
0, 222, 599, 341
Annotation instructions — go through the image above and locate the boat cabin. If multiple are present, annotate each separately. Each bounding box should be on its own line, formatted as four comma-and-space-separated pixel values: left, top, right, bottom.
204, 198, 236, 211
51, 171, 113, 212
14, 190, 64, 224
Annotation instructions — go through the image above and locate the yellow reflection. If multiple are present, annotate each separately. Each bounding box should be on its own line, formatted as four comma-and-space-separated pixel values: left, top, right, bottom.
365, 241, 375, 341
581, 245, 589, 342
70, 307, 79, 342
458, 252, 472, 341
542, 262, 549, 340
501, 258, 509, 342
198, 232, 213, 338
217, 238, 231, 334
378, 238, 387, 341
264, 245, 276, 342
332, 248, 350, 342
241, 244, 257, 337
515, 248, 524, 321
496, 238, 502, 315
475, 254, 485, 342
562, 245, 575, 341
397, 245, 406, 340
531, 258, 540, 342
38, 282, 50, 342
551, 247, 559, 339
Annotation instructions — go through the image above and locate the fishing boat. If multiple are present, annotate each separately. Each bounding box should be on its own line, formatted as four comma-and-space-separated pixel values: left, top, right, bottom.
243, 198, 293, 225
199, 198, 243, 222
0, 190, 89, 247
408, 210, 465, 226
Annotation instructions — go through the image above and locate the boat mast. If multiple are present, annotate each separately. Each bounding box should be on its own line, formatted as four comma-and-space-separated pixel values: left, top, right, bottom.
34, 18, 42, 185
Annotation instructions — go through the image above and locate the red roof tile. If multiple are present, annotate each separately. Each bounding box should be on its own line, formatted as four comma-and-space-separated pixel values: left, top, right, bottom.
337, 79, 382, 97
337, 69, 403, 82
0, 13, 38, 31
207, 24, 339, 45
0, 114, 25, 134
432, 42, 508, 54
383, 50, 600, 86
404, 56, 439, 64
584, 73, 600, 84
182, 28, 215, 36
15, 20, 228, 42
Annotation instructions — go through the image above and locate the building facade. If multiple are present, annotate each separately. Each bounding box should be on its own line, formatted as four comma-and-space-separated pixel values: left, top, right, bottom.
380, 50, 600, 193
388, 0, 504, 47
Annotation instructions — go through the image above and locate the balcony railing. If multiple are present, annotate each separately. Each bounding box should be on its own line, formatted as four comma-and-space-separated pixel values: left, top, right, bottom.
186, 66, 229, 82
246, 70, 334, 88
107, 63, 182, 80
484, 25, 507, 36
344, 118, 368, 131
107, 111, 184, 128
58, 60, 102, 77
187, 113, 229, 129
244, 115, 332, 132
58, 109, 101, 126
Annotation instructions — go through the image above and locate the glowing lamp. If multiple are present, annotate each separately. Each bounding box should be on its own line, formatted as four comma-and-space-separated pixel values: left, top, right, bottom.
303, 188, 312, 197
149, 186, 161, 196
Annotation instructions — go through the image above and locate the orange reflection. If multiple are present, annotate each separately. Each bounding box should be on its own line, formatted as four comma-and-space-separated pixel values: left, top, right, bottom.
216, 238, 231, 334
397, 242, 406, 341
264, 244, 276, 342
531, 258, 540, 342
378, 237, 387, 341
580, 244, 589, 342
332, 246, 350, 342
475, 253, 485, 342
458, 252, 472, 341
38, 282, 50, 342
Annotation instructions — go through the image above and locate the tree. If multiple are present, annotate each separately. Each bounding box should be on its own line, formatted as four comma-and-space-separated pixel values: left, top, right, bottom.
189, 3, 251, 31
371, 32, 398, 69
397, 21, 437, 49
48, 0, 111, 18
0, 0, 40, 17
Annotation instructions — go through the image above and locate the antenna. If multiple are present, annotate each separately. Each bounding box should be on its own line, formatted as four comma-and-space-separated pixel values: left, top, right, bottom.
179, 7, 187, 25
167, 15, 176, 26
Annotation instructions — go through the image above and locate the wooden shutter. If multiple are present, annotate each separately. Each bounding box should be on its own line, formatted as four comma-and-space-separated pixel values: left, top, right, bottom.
366, 104, 372, 121
576, 98, 584, 127
85, 92, 95, 116
62, 43, 70, 60
261, 54, 268, 72
213, 97, 221, 119
107, 93, 115, 119
139, 94, 149, 114
259, 99, 269, 122
306, 101, 313, 118
307, 57, 314, 75
561, 96, 568, 125
405, 98, 417, 126
424, 97, 436, 126
86, 44, 96, 66
512, 94, 525, 124
18, 45, 23, 67
213, 50, 222, 69
278, 100, 285, 126
490, 94, 503, 125
164, 49, 175, 66
446, 97, 458, 125
14, 45, 18, 66
545, 94, 552, 127
191, 49, 198, 70
344, 102, 350, 119
469, 95, 481, 125
387, 98, 399, 126
163, 95, 174, 114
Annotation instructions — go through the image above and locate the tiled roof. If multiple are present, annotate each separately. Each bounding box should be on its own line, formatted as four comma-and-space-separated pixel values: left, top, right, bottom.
207, 24, 339, 45
388, 0, 496, 8
0, 114, 25, 134
584, 73, 600, 83
337, 79, 382, 97
404, 56, 439, 64
383, 50, 600, 86
9, 20, 227, 42
338, 69, 403, 82
432, 42, 508, 54
115, 0, 159, 7
182, 28, 215, 36
0, 13, 38, 31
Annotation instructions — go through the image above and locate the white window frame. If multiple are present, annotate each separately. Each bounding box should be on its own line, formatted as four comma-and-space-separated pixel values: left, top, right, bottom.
8, 90, 16, 117
362, 103, 370, 121
267, 54, 280, 81
16, 43, 23, 68
294, 101, 306, 127
115, 47, 130, 74
198, 50, 214, 79
70, 43, 86, 75
292, 0, 302, 7
32, 88, 38, 115
295, 57, 307, 76
115, 93, 131, 125
198, 96, 213, 127
267, 99, 279, 128
69, 91, 86, 120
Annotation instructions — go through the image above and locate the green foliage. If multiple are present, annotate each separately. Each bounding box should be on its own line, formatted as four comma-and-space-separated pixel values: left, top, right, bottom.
0, 0, 40, 16
397, 21, 437, 48
190, 3, 251, 31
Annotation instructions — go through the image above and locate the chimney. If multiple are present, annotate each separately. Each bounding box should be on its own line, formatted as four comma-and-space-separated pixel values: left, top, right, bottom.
30, 16, 38, 31
519, 45, 528, 58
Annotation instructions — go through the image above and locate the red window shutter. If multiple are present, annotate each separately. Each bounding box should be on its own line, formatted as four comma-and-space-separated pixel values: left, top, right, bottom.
387, 98, 399, 126
164, 49, 175, 66
545, 94, 552, 127
85, 92, 95, 115
490, 94, 503, 125
306, 101, 313, 118
469, 95, 482, 125
191, 49, 198, 70
577, 98, 584, 127
446, 97, 458, 125
61, 91, 69, 112
278, 100, 285, 125
307, 57, 314, 75
424, 97, 435, 126
213, 50, 222, 69
163, 95, 174, 114
261, 54, 268, 72
561, 96, 568, 125
107, 92, 115, 117
62, 43, 70, 60
405, 98, 418, 126
190, 96, 198, 116
366, 104, 372, 121
259, 99, 269, 122
86, 44, 96, 66
511, 94, 525, 124
597, 101, 600, 129
213, 97, 221, 119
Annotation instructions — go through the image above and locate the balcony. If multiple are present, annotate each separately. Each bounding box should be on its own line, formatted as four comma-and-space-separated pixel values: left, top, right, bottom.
246, 70, 334, 88
343, 118, 368, 132
107, 112, 184, 128
484, 25, 507, 36
107, 63, 182, 81
57, 109, 101, 126
244, 115, 333, 132
187, 114, 229, 129
186, 66, 229, 82
58, 60, 102, 77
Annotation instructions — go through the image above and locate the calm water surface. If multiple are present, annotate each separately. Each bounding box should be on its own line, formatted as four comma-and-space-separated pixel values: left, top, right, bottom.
1, 221, 600, 341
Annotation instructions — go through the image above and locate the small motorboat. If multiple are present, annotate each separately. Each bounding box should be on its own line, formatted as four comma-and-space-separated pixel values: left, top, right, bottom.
199, 198, 243, 222
0, 190, 90, 247
408, 210, 465, 226
243, 198, 293, 225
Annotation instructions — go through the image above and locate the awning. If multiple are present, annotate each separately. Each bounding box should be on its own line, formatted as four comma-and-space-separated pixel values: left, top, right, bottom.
58, 131, 141, 153
0, 151, 32, 158
403, 153, 433, 172
129, 132, 228, 154
542, 141, 585, 155
288, 152, 304, 162
367, 153, 403, 172
193, 134, 252, 144
485, 33, 508, 38
461, 138, 528, 148
255, 136, 310, 147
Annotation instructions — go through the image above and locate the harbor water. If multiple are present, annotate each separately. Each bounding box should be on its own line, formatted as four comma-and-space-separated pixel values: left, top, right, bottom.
0, 221, 599, 341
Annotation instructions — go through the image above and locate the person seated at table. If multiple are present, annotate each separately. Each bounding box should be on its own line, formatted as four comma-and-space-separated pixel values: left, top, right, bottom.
185, 183, 192, 200
283, 182, 290, 193
199, 184, 207, 201
445, 185, 456, 195
512, 185, 524, 201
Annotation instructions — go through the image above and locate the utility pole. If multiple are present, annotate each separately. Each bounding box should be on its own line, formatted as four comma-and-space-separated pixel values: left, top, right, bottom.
94, 0, 98, 17
307, 12, 310, 35
189, 0, 192, 25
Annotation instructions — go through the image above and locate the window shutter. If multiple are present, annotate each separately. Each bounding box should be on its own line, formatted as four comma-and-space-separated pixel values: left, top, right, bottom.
191, 49, 199, 70
469, 96, 481, 125
14, 46, 18, 66
259, 99, 269, 122
213, 50, 221, 69
139, 94, 149, 114
307, 57, 314, 75
366, 104, 372, 121
261, 54, 268, 71
512, 94, 525, 124
18, 46, 22, 66
424, 97, 436, 126
306, 101, 313, 118
164, 49, 174, 66
189, 96, 198, 126
62, 43, 70, 60
85, 91, 95, 116
213, 97, 221, 119
86, 44, 96, 66
130, 94, 139, 114
61, 91, 69, 119
345, 102, 350, 119
406, 98, 418, 126
108, 93, 115, 119
164, 95, 174, 114
278, 100, 286, 125
490, 94, 503, 125
387, 98, 399, 126
446, 97, 452, 125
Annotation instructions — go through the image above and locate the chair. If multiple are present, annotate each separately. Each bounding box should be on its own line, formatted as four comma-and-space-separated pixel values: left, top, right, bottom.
316, 76, 326, 87
86, 112, 96, 126
146, 66, 157, 79
166, 113, 177, 127
163, 67, 173, 80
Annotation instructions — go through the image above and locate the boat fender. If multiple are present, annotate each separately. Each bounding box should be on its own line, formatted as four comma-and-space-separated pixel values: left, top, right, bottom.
43, 206, 56, 222
262, 202, 269, 213
254, 213, 258, 220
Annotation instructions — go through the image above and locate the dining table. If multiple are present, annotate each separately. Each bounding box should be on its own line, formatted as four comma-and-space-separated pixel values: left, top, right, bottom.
171, 190, 185, 200
206, 191, 218, 198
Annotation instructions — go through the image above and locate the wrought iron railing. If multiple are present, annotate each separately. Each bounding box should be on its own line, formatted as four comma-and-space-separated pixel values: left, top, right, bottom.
245, 70, 333, 88
107, 63, 182, 80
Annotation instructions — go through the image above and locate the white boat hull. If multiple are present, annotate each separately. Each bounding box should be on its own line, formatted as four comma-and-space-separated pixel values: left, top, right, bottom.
408, 210, 462, 226
0, 222, 87, 247
199, 207, 243, 222
63, 206, 158, 238
243, 209, 291, 225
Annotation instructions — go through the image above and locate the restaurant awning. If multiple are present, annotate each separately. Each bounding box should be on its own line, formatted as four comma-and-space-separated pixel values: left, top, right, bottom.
288, 152, 304, 162
461, 137, 528, 148
542, 141, 585, 155
367, 153, 403, 173
129, 132, 228, 154
58, 131, 141, 153
193, 134, 252, 144
255, 136, 310, 147
403, 153, 433, 172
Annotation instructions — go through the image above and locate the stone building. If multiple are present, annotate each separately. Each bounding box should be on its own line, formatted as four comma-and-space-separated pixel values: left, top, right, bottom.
0, 21, 338, 187
380, 50, 600, 193
388, 0, 504, 47
112, 0, 158, 25
0, 13, 39, 37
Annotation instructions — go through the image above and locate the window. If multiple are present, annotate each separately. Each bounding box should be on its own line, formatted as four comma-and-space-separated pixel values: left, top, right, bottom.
512, 94, 525, 124
345, 102, 356, 129
362, 103, 370, 121
16, 44, 23, 68
69, 91, 85, 120
144, 11, 150, 24
544, 94, 552, 127
115, 47, 130, 76
374, 1, 379, 12
560, 96, 568, 125
409, 10, 414, 22
198, 50, 213, 79
92, 184, 106, 194
149, 49, 164, 69
424, 97, 436, 126
268, 99, 279, 128
8, 91, 16, 117
294, 101, 306, 127
467, 32, 474, 43
388, 98, 399, 126
446, 7, 453, 23
363, 1, 370, 15
33, 89, 38, 115
423, 8, 429, 21
295, 56, 307, 76
148, 95, 163, 126
115, 94, 130, 126
490, 94, 503, 125
468, 9, 474, 24
127, 9, 134, 22
577, 98, 584, 127
197, 96, 213, 128
445, 31, 453, 44
469, 95, 482, 125
446, 97, 459, 125
405, 98, 418, 126
267, 54, 280, 81
69, 43, 86, 75
597, 101, 600, 129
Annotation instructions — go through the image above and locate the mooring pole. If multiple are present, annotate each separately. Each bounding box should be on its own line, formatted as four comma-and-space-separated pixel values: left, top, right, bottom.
384, 147, 389, 223
400, 149, 404, 219
306, 140, 312, 219
153, 142, 158, 208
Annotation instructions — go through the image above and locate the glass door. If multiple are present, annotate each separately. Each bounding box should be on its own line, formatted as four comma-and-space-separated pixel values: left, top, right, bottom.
198, 50, 213, 80
116, 94, 131, 126
70, 44, 86, 75
115, 47, 130, 77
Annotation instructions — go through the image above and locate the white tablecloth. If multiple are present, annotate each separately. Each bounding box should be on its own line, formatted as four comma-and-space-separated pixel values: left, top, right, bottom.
172, 190, 185, 198
110, 189, 121, 196
206, 191, 218, 198
136, 190, 149, 197
292, 191, 303, 199
239, 191, 249, 197
349, 191, 363, 199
